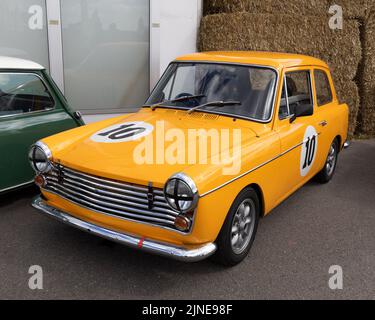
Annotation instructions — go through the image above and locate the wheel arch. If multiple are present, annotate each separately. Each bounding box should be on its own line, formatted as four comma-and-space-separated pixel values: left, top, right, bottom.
335, 135, 342, 152
247, 183, 265, 218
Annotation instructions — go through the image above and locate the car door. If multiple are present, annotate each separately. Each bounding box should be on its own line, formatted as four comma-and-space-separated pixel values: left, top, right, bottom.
274, 67, 327, 201
311, 67, 337, 158
0, 71, 79, 192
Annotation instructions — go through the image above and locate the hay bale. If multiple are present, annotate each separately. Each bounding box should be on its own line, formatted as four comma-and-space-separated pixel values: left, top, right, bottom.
199, 12, 362, 136
359, 8, 375, 136
362, 10, 375, 84
334, 80, 360, 137
199, 13, 361, 82
203, 0, 329, 16
360, 85, 375, 136
204, 0, 371, 19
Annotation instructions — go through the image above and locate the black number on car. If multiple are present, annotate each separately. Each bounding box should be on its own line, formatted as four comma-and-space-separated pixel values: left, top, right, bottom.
302, 136, 316, 169
98, 124, 146, 140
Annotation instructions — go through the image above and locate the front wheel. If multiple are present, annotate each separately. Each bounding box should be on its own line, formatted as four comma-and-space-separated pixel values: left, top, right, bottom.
315, 139, 339, 183
213, 187, 260, 266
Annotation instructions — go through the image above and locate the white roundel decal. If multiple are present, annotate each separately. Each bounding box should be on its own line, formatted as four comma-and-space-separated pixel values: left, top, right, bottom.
300, 126, 318, 177
91, 121, 153, 143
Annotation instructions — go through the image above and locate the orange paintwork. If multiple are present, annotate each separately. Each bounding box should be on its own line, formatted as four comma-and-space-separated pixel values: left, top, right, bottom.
38, 52, 349, 247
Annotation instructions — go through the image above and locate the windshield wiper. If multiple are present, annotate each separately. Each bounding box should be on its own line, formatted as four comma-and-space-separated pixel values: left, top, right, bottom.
148, 94, 205, 111
187, 100, 241, 114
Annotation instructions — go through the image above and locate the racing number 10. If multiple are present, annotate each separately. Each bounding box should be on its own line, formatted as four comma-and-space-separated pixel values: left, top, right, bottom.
303, 136, 316, 170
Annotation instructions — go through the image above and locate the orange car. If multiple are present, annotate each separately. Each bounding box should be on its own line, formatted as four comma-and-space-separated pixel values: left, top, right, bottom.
30, 52, 349, 265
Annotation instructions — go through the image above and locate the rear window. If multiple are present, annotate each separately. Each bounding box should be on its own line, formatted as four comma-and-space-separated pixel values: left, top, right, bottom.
314, 70, 333, 106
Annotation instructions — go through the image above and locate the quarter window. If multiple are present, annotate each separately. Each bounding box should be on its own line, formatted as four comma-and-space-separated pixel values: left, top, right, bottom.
314, 70, 333, 106
0, 73, 54, 117
279, 70, 313, 119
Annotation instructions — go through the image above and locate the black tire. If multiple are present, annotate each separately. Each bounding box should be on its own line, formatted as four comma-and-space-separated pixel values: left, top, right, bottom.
213, 187, 260, 266
315, 139, 339, 184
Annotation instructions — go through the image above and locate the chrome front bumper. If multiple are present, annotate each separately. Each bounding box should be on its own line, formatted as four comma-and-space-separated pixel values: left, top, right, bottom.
32, 197, 216, 262
343, 140, 350, 149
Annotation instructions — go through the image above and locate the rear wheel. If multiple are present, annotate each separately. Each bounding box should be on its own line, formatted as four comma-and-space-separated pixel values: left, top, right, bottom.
316, 139, 339, 183
213, 187, 260, 266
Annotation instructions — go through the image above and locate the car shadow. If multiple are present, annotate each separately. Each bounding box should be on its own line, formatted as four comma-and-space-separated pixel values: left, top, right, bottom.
0, 185, 39, 209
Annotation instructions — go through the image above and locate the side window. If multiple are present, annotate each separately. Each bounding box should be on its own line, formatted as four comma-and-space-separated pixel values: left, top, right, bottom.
0, 73, 54, 117
285, 71, 312, 116
314, 70, 333, 106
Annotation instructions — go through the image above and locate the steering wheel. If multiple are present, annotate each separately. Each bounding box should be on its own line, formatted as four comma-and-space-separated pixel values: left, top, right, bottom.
174, 92, 201, 107
175, 92, 192, 99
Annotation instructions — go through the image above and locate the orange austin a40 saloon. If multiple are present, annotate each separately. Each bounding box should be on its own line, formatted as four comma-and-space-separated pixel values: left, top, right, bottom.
30, 52, 349, 266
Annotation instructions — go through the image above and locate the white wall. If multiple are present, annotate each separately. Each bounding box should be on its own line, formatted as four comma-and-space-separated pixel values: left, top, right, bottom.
150, 0, 202, 89
85, 0, 202, 124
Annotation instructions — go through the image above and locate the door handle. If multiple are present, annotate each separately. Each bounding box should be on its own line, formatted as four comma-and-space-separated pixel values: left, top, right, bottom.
319, 120, 328, 127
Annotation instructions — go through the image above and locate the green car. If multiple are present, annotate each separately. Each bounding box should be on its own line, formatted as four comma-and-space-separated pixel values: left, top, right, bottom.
0, 56, 83, 194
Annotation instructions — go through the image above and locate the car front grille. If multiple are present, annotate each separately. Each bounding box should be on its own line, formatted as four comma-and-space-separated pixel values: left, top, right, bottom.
42, 165, 182, 231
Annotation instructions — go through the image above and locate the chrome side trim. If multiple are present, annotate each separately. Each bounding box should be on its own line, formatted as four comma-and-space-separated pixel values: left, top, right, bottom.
0, 180, 34, 193
200, 140, 306, 198
32, 196, 217, 262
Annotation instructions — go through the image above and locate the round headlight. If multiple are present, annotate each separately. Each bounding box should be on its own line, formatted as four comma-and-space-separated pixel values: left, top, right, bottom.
29, 142, 52, 173
164, 173, 199, 213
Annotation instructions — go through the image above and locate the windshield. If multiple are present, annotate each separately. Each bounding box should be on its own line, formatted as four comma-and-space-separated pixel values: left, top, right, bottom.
146, 62, 278, 121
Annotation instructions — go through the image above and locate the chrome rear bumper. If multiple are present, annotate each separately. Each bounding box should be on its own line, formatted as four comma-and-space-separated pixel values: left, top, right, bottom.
31, 196, 216, 262
343, 140, 350, 149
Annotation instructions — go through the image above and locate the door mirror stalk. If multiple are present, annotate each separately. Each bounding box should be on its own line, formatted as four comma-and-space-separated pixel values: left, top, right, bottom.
289, 114, 297, 123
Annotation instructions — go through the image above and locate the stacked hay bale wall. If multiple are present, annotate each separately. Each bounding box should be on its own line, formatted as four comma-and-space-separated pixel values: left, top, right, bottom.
359, 7, 375, 137
203, 0, 329, 16
198, 12, 361, 136
204, 0, 368, 18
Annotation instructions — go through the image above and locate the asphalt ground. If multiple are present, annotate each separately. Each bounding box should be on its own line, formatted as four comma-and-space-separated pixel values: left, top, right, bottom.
0, 140, 374, 299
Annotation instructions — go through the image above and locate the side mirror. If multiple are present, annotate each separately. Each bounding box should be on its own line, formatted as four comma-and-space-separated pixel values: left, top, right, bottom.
290, 104, 314, 123
73, 111, 82, 120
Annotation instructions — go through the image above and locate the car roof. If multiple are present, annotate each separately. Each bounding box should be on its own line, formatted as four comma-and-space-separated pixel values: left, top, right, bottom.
0, 56, 44, 70
175, 51, 329, 70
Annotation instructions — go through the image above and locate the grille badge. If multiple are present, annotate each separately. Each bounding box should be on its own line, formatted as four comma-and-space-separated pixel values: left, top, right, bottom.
147, 182, 154, 210
56, 164, 65, 184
